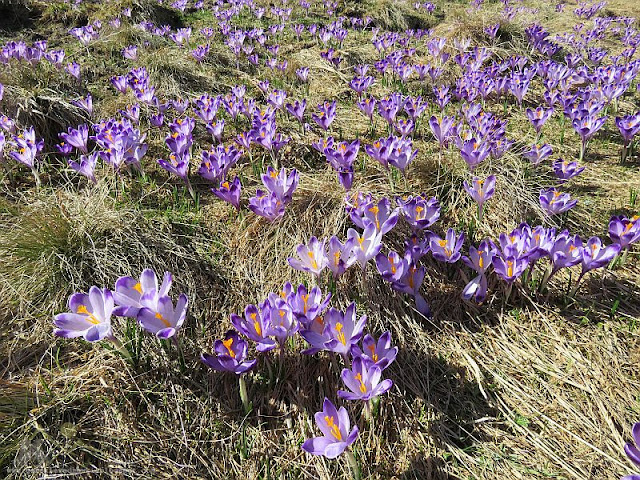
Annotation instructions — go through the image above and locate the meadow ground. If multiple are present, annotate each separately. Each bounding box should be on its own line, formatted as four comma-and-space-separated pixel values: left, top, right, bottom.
0, 0, 640, 478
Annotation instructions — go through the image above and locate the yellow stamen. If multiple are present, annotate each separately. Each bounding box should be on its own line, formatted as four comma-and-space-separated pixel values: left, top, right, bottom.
133, 282, 142, 294
336, 322, 346, 345
155, 312, 171, 328
222, 338, 235, 357
324, 416, 342, 440
355, 373, 367, 393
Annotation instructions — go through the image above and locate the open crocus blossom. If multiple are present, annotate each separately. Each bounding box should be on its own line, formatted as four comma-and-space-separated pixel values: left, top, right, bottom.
609, 215, 640, 250
350, 332, 397, 370
552, 159, 585, 182
288, 236, 329, 276
539, 188, 577, 216
113, 269, 173, 317
570, 237, 621, 294
301, 303, 366, 358
302, 398, 359, 459
137, 293, 188, 339
623, 422, 640, 480
349, 197, 399, 235
231, 304, 276, 352
54, 287, 114, 342
201, 330, 257, 375
430, 228, 464, 263
338, 356, 393, 402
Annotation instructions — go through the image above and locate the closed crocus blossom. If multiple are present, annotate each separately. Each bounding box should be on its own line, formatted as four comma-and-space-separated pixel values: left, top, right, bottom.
462, 273, 489, 303
201, 330, 257, 375
326, 235, 357, 277
137, 293, 188, 339
54, 287, 114, 342
231, 304, 277, 352
113, 269, 173, 317
463, 175, 495, 221
430, 229, 464, 263
68, 152, 98, 184
539, 188, 577, 215
288, 236, 329, 276
338, 356, 393, 402
350, 332, 397, 370
302, 398, 359, 459
347, 223, 383, 270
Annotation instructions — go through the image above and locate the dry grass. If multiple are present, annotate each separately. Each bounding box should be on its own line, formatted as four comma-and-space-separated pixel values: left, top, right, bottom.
1, 0, 639, 479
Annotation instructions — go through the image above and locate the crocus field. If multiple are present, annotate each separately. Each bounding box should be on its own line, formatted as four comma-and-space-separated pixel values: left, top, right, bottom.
1, 0, 640, 478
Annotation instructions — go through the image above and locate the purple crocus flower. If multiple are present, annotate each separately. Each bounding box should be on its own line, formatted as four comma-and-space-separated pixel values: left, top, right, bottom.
285, 99, 307, 123
326, 235, 357, 278
572, 114, 607, 160
113, 269, 173, 318
526, 106, 554, 135
325, 303, 367, 357
347, 223, 383, 270
350, 332, 397, 370
59, 124, 89, 154
463, 175, 495, 220
312, 101, 337, 131
66, 62, 80, 80
137, 293, 188, 339
364, 137, 393, 170
623, 422, 640, 478
609, 215, 640, 249
492, 255, 528, 283
338, 356, 393, 402
350, 197, 398, 235
580, 236, 621, 275
523, 143, 553, 166
539, 188, 577, 215
552, 159, 585, 182
231, 304, 277, 352
430, 229, 464, 263
285, 283, 331, 327
458, 138, 490, 171
201, 330, 257, 375
72, 94, 93, 116
301, 398, 359, 459
53, 287, 114, 342
68, 152, 98, 184
248, 191, 286, 222
397, 195, 440, 231
262, 166, 299, 204
288, 236, 329, 276
615, 113, 640, 161
388, 136, 418, 174
212, 177, 242, 210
